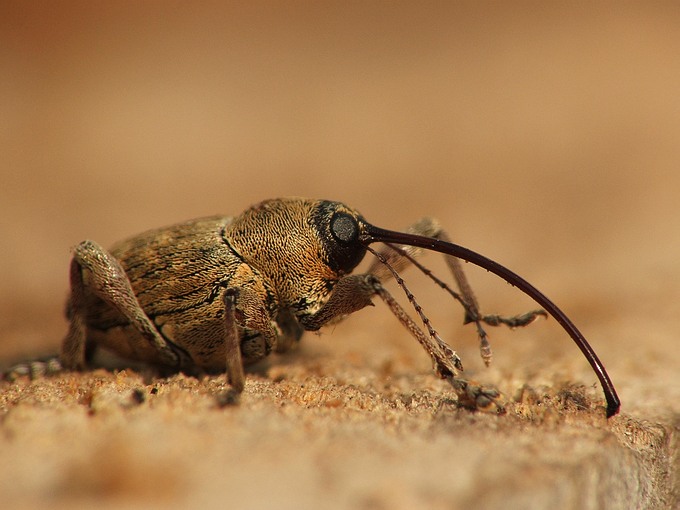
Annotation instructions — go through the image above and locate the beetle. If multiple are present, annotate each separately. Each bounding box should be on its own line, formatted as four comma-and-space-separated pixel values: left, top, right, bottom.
5, 198, 620, 417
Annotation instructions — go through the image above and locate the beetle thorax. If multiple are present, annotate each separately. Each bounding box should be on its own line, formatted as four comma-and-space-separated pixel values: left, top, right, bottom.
223, 198, 343, 315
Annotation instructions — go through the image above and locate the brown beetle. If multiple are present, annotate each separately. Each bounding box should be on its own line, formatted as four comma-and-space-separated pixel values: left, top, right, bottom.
7, 198, 620, 417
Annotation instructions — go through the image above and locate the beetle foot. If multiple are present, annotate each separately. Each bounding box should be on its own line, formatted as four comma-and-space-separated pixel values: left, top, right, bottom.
2, 356, 64, 382
446, 377, 506, 414
215, 387, 241, 407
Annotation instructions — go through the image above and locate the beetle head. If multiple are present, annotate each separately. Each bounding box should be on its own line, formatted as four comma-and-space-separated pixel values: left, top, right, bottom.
311, 201, 368, 276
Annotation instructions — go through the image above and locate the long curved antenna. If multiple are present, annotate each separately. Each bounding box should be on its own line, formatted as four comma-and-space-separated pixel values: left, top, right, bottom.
360, 223, 620, 418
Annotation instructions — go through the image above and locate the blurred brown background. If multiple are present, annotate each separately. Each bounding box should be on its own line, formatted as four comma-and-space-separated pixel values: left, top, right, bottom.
1, 2, 679, 508
3, 0, 679, 397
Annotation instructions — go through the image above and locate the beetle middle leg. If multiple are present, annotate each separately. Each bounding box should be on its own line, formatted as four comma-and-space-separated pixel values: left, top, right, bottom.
221, 283, 282, 393
367, 217, 546, 365
219, 275, 303, 395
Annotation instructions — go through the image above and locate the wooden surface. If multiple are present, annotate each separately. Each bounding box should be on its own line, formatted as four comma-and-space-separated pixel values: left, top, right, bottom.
1, 3, 678, 508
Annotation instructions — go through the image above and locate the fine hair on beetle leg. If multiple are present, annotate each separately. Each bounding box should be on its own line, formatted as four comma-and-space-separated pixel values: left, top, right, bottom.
365, 245, 462, 377
366, 245, 506, 413
383, 242, 548, 366
382, 242, 494, 365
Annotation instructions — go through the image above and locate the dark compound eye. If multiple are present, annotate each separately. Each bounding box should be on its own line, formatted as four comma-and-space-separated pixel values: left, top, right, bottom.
314, 203, 367, 274
330, 212, 359, 243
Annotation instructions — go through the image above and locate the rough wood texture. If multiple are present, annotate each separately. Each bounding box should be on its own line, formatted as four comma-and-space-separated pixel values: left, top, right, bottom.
1, 3, 678, 508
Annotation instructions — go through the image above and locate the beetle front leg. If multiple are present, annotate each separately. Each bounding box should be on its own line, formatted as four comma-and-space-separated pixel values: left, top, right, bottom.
297, 273, 462, 376
369, 270, 506, 413
299, 274, 504, 413
367, 217, 546, 366
297, 274, 378, 331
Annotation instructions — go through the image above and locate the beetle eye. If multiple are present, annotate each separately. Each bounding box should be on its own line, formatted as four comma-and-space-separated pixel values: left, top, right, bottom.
330, 212, 359, 243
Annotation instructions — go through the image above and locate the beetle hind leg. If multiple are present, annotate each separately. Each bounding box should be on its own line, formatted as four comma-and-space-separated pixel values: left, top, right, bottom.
61, 240, 187, 372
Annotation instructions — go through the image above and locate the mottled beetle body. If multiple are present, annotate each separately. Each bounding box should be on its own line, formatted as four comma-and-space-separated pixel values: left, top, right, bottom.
75, 199, 365, 374
78, 216, 251, 371
10, 197, 620, 417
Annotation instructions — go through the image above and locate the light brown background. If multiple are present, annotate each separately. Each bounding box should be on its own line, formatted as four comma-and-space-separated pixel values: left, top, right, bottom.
1, 2, 679, 508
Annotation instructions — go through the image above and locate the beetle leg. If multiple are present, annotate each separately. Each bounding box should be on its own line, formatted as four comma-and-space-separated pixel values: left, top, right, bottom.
273, 308, 304, 354
221, 282, 284, 392
222, 288, 246, 393
61, 240, 186, 371
297, 272, 505, 413
224, 285, 278, 361
297, 274, 378, 331
1, 356, 64, 381
372, 279, 506, 414
367, 218, 545, 365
